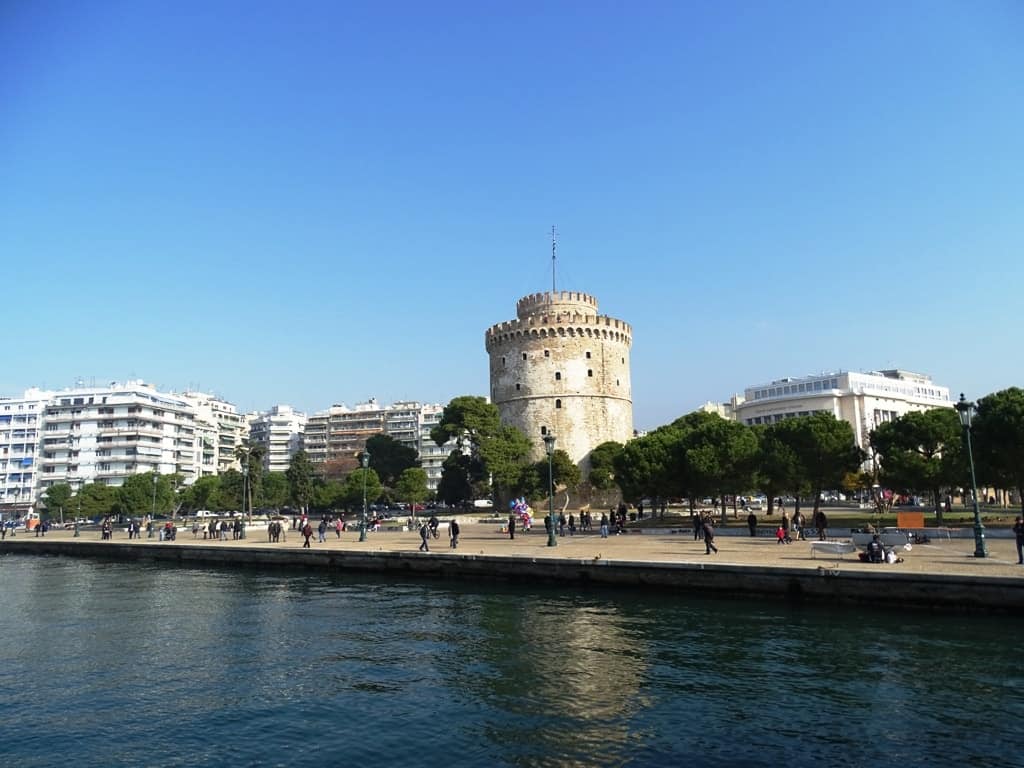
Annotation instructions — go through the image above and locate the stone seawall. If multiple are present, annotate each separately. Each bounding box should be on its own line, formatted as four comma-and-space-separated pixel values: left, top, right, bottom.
3, 539, 1021, 614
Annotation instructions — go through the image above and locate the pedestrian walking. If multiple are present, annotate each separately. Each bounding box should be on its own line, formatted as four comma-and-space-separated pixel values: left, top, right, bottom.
449, 517, 460, 549
568, 514, 576, 536
558, 513, 567, 537
301, 522, 313, 548
1014, 516, 1024, 565
419, 522, 430, 552
703, 518, 718, 554
508, 514, 516, 540
318, 518, 327, 543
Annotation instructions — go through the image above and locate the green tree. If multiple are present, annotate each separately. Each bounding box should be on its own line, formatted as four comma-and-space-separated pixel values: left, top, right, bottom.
285, 450, 315, 514
365, 435, 419, 487
395, 467, 429, 511
116, 472, 175, 517
588, 441, 623, 491
785, 413, 864, 516
432, 396, 531, 504
311, 479, 345, 513
181, 475, 221, 512
235, 442, 266, 510
262, 472, 289, 509
40, 483, 73, 521
217, 469, 244, 511
340, 467, 383, 513
870, 408, 962, 523
75, 482, 118, 519
436, 452, 480, 507
754, 423, 801, 516
973, 387, 1024, 514
683, 416, 758, 524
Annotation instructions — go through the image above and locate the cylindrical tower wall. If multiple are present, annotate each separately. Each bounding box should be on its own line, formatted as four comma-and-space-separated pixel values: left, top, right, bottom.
486, 292, 634, 470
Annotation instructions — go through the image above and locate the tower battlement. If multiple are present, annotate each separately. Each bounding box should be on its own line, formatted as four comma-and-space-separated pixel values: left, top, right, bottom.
486, 289, 634, 470
516, 291, 599, 320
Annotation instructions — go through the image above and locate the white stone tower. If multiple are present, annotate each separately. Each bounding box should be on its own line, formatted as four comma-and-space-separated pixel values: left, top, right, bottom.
485, 290, 634, 470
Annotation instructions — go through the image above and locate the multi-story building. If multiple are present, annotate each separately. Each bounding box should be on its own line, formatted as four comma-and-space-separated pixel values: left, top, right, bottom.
0, 391, 47, 519
305, 400, 454, 491
180, 391, 246, 476
248, 405, 306, 473
732, 369, 952, 452
36, 380, 198, 494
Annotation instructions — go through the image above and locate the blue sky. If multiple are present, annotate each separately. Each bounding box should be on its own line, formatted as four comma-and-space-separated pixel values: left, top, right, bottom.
2, 1, 1021, 429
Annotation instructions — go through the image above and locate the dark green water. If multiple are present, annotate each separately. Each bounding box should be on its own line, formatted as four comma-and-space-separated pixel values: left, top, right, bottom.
0, 555, 1020, 767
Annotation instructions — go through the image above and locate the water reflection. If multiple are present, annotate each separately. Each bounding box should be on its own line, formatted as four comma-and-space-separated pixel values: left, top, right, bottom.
1, 556, 1021, 768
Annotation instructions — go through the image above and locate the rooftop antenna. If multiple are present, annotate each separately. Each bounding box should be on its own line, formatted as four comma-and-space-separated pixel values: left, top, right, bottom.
551, 225, 557, 296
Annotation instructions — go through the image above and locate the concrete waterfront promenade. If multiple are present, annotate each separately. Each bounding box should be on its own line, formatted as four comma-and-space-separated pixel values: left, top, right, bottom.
4, 521, 1023, 613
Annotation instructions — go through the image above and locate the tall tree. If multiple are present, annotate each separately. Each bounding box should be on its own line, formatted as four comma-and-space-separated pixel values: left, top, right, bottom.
436, 452, 479, 507
40, 483, 73, 521
235, 442, 266, 511
394, 467, 429, 511
75, 482, 118, 519
340, 467, 382, 513
973, 387, 1024, 514
785, 413, 864, 516
870, 408, 962, 523
285, 450, 315, 514
588, 441, 623, 491
365, 435, 419, 487
262, 472, 289, 509
182, 475, 221, 512
753, 424, 801, 516
116, 472, 175, 517
682, 416, 758, 524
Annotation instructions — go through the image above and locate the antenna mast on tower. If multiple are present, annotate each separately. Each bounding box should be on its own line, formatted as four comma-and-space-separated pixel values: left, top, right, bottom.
551, 225, 557, 295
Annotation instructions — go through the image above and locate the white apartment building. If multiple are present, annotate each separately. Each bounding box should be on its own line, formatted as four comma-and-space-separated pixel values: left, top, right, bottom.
418, 403, 456, 493
36, 381, 198, 494
248, 405, 306, 473
0, 391, 47, 518
180, 391, 246, 476
732, 369, 952, 452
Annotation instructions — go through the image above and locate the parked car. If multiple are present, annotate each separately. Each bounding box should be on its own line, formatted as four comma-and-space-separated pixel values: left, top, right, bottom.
194, 510, 216, 518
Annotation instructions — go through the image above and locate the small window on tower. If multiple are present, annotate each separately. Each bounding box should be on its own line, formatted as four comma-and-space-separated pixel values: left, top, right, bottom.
621, 357, 624, 364
588, 370, 593, 377
502, 357, 506, 367
555, 372, 561, 381
616, 379, 620, 386
586, 351, 591, 359
555, 399, 562, 409
522, 353, 527, 360
516, 383, 520, 391
541, 426, 547, 435
544, 350, 550, 357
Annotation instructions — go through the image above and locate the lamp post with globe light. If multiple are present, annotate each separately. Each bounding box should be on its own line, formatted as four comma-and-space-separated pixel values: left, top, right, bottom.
359, 451, 370, 542
954, 393, 987, 558
543, 433, 557, 548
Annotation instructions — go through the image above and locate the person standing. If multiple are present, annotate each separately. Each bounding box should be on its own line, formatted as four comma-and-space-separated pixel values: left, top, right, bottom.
318, 518, 327, 543
301, 521, 314, 548
558, 513, 567, 537
568, 514, 576, 536
1014, 516, 1024, 565
419, 521, 430, 552
449, 517, 460, 549
815, 510, 828, 541
599, 513, 609, 538
335, 518, 344, 538
747, 510, 757, 537
508, 514, 516, 540
703, 518, 718, 554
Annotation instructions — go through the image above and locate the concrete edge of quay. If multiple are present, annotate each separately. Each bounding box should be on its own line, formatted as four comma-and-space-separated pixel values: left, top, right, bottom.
3, 539, 1022, 615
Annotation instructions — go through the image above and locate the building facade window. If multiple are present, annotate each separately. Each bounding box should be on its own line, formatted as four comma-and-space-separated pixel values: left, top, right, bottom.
555, 400, 561, 409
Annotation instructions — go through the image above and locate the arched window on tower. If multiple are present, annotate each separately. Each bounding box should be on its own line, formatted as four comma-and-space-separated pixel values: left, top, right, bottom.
555, 399, 562, 409
555, 372, 561, 381
544, 350, 550, 357
541, 426, 547, 435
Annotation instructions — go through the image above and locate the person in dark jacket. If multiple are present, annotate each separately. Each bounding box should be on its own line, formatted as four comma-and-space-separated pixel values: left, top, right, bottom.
508, 514, 516, 540
301, 522, 314, 548
747, 510, 757, 537
449, 518, 460, 549
867, 534, 884, 563
703, 518, 718, 554
419, 522, 430, 552
1013, 516, 1024, 565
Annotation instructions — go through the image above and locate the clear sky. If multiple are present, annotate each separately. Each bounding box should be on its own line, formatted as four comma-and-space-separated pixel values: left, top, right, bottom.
2, 1, 1021, 429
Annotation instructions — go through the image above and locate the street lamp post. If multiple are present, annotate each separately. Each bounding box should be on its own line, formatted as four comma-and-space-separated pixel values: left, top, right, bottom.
149, 470, 158, 538
543, 433, 557, 548
954, 393, 987, 558
359, 451, 370, 542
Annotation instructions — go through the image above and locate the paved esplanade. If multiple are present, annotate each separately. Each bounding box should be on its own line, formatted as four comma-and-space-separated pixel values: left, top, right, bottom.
16, 521, 1023, 579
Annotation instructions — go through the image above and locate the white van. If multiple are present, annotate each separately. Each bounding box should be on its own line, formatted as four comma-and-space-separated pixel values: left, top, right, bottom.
472, 499, 494, 509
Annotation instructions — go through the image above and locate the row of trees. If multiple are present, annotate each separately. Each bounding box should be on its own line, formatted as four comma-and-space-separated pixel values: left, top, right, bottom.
37, 386, 1023, 523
